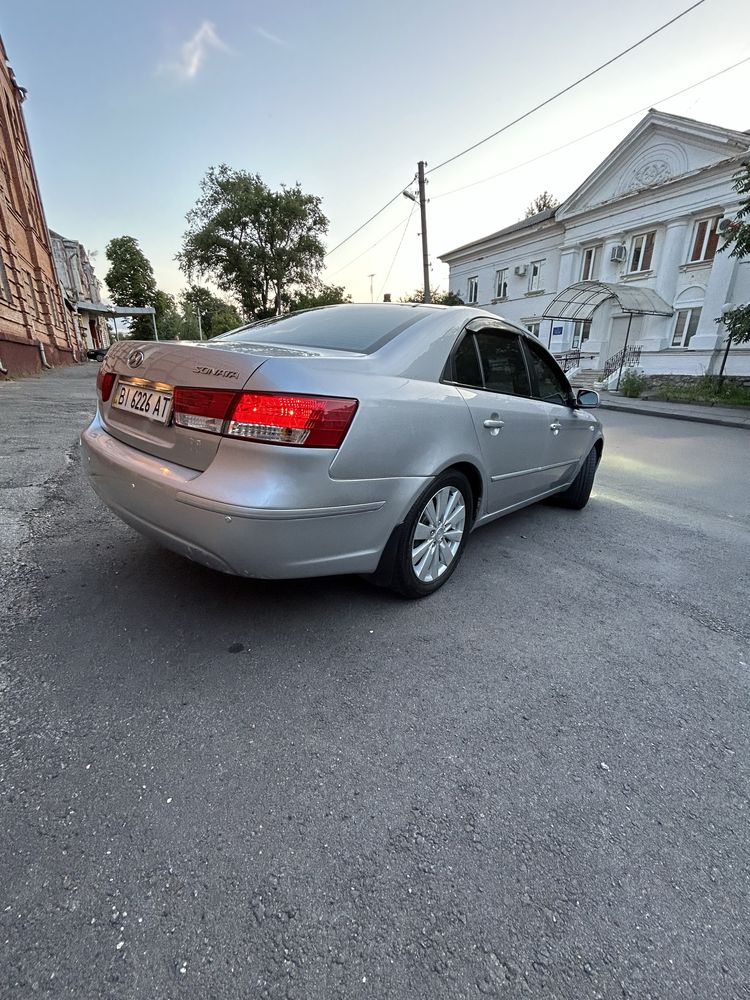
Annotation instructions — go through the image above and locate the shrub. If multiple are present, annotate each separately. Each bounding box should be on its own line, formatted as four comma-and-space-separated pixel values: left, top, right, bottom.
618, 368, 648, 398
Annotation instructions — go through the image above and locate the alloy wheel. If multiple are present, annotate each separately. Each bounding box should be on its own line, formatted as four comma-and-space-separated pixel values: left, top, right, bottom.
411, 485, 466, 583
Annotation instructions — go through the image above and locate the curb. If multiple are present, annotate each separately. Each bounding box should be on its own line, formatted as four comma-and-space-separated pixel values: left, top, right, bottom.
598, 399, 750, 430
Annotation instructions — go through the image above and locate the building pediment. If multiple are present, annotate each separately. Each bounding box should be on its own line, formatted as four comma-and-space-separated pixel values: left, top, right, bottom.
556, 111, 750, 220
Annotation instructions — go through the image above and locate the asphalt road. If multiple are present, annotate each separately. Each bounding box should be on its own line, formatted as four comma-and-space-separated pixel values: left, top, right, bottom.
2, 365, 749, 1000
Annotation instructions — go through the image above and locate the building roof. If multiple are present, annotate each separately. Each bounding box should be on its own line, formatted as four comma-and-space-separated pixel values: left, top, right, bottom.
440, 208, 557, 260
438, 109, 750, 263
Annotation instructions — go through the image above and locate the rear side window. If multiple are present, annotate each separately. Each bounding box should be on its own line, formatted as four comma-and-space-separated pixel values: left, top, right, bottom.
447, 328, 531, 398
475, 331, 531, 397
453, 334, 483, 387
523, 339, 570, 406
215, 304, 432, 354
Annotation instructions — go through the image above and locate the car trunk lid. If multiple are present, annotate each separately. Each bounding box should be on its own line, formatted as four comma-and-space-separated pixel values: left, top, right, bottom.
100, 340, 270, 471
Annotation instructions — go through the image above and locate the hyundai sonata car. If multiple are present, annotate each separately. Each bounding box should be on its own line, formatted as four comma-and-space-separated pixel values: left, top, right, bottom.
82, 303, 603, 597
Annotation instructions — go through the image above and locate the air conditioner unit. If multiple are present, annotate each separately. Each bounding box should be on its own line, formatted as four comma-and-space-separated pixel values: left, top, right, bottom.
610, 244, 627, 263
514, 264, 527, 277
718, 217, 733, 233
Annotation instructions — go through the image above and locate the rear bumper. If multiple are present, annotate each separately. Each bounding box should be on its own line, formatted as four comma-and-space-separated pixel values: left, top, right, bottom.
81, 414, 427, 579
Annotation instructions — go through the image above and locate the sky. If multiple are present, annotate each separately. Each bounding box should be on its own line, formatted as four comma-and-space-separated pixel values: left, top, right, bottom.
3, 0, 750, 308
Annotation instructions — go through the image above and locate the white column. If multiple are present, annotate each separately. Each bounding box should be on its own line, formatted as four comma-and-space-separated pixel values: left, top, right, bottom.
689, 250, 737, 351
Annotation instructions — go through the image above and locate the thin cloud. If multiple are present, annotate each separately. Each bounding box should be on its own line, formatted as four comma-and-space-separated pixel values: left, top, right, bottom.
253, 25, 287, 47
162, 21, 228, 81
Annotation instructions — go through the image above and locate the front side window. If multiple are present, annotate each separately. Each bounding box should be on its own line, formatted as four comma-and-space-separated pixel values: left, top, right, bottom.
629, 231, 655, 273
495, 268, 508, 299
523, 339, 570, 406
581, 246, 599, 281
672, 307, 702, 347
467, 276, 478, 304
528, 260, 544, 293
689, 217, 721, 263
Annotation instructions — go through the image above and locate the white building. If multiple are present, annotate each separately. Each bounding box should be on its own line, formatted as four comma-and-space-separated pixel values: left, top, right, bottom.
440, 111, 750, 382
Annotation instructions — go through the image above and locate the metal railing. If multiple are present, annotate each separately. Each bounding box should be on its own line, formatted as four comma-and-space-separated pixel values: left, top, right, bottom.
603, 344, 642, 379
555, 349, 581, 372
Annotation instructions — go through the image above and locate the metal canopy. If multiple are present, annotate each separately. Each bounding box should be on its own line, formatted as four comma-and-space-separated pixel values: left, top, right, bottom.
72, 301, 155, 317
543, 281, 673, 321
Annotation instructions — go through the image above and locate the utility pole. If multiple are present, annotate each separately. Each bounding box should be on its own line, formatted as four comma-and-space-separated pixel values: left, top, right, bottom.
417, 161, 431, 304
367, 273, 375, 303
196, 304, 204, 341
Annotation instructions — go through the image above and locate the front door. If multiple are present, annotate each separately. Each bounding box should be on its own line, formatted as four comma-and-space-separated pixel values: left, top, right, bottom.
522, 337, 596, 486
447, 324, 558, 514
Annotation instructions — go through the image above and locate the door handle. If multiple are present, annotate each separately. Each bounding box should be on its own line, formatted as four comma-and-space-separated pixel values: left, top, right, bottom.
483, 418, 505, 429
550, 421, 562, 434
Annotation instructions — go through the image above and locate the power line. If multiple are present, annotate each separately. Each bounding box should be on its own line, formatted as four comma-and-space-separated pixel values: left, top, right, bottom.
324, 182, 413, 258
378, 205, 415, 301
431, 54, 750, 202
326, 213, 414, 275
426, 0, 710, 177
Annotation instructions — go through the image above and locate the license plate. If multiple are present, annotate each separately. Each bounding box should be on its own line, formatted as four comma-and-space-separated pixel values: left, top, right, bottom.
112, 381, 173, 424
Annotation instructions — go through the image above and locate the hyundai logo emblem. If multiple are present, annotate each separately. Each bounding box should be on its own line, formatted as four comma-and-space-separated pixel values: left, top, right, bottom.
127, 349, 145, 369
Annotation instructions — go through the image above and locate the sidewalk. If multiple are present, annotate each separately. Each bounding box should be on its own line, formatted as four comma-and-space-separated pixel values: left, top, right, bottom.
0, 363, 97, 570
597, 392, 750, 430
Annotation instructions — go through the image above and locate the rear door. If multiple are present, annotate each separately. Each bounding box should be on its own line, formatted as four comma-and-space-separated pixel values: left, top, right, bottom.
446, 322, 556, 514
521, 337, 595, 485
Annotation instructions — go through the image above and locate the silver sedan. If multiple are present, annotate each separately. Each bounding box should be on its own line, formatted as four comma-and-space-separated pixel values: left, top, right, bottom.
82, 304, 603, 597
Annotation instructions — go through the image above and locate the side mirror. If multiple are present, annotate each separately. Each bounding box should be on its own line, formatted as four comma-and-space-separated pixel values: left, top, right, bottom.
576, 388, 599, 408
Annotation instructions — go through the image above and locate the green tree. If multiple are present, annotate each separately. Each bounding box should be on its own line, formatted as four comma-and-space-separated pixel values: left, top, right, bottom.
154, 290, 186, 341
401, 287, 464, 305
719, 163, 750, 345
524, 191, 560, 218
104, 236, 157, 339
177, 166, 328, 320
179, 284, 243, 338
284, 282, 351, 312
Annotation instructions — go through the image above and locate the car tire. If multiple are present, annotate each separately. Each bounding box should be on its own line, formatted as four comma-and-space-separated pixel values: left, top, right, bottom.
551, 446, 598, 510
390, 470, 473, 599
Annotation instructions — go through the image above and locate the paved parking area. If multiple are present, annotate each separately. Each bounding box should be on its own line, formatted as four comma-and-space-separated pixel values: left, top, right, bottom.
2, 365, 748, 999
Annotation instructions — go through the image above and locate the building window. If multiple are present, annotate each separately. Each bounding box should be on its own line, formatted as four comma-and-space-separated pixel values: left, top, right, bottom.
0, 255, 12, 304
629, 231, 655, 273
689, 216, 721, 263
572, 320, 591, 348
526, 321, 541, 338
528, 259, 544, 293
27, 272, 40, 319
671, 307, 701, 347
495, 268, 508, 299
467, 276, 478, 304
581, 246, 599, 281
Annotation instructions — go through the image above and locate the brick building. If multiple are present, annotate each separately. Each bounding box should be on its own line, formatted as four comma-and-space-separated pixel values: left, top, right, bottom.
0, 34, 77, 377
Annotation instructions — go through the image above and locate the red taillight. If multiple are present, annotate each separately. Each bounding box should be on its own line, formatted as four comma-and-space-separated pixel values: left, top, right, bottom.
173, 388, 237, 434
172, 388, 358, 448
227, 393, 358, 447
97, 369, 115, 402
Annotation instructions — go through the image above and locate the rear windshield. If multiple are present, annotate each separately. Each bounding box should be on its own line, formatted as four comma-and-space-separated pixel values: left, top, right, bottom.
215, 304, 433, 354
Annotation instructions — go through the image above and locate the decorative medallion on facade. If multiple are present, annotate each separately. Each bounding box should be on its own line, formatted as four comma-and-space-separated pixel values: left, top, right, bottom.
628, 159, 673, 192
